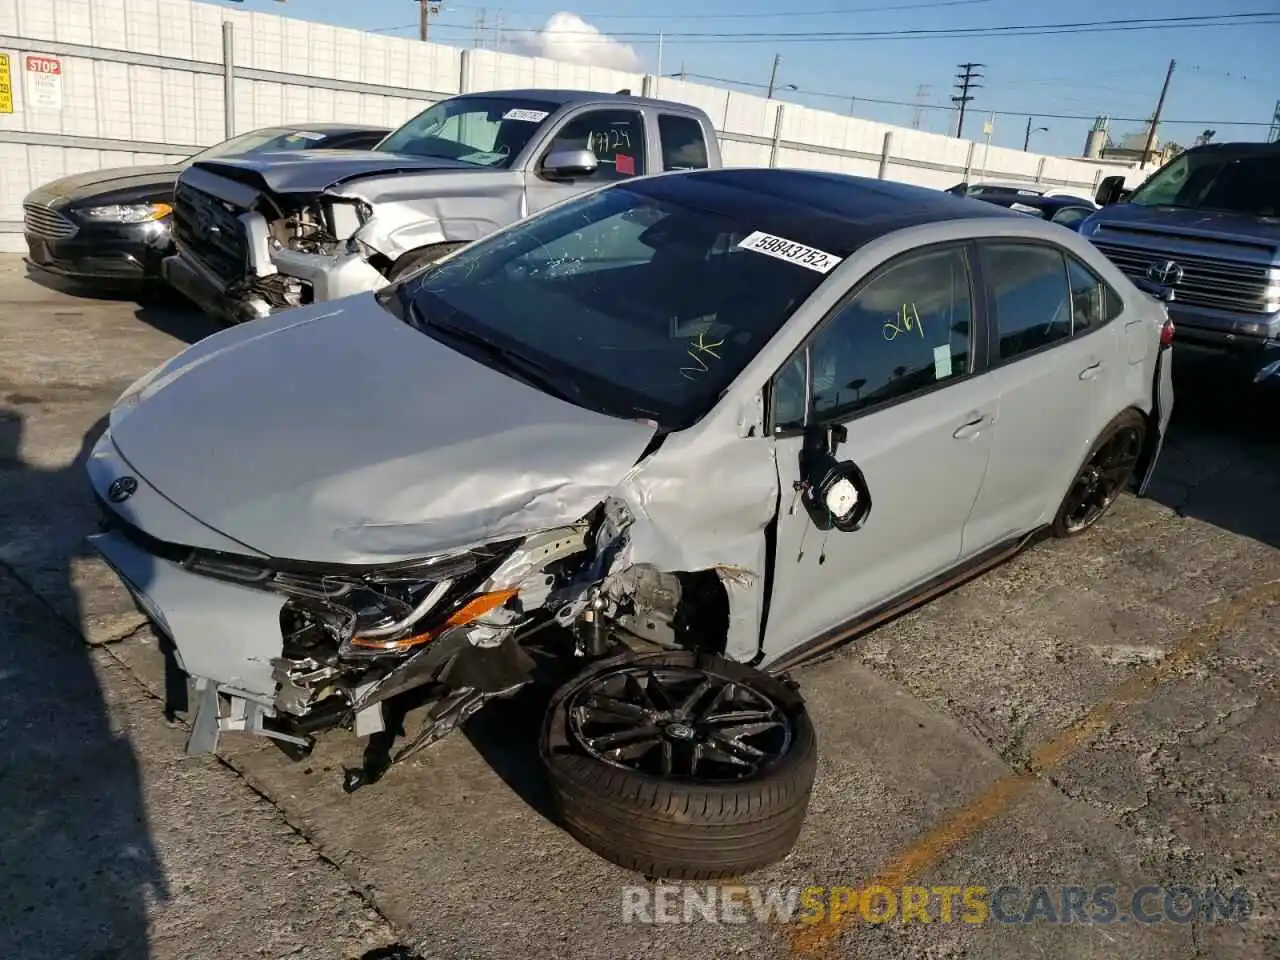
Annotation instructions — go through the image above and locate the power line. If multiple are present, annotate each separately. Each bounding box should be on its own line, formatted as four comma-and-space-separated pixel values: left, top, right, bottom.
375, 12, 1280, 42
439, 0, 1000, 19
670, 71, 1280, 127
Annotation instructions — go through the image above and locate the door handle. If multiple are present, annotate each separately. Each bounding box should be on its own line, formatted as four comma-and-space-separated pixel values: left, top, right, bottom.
1079, 361, 1104, 380
952, 413, 988, 440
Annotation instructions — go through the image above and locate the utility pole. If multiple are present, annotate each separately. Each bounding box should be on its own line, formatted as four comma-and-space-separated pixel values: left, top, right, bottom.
656, 31, 664, 80
472, 8, 485, 49
910, 84, 930, 130
418, 0, 441, 42
1022, 117, 1048, 150
1141, 59, 1175, 167
767, 54, 782, 99
952, 62, 983, 139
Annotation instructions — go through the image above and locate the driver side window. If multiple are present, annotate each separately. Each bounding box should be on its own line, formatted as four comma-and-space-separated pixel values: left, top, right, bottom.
772, 246, 974, 431
546, 109, 646, 182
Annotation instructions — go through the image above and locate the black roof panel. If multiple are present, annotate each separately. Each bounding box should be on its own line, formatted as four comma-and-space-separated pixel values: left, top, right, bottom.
627, 168, 1018, 255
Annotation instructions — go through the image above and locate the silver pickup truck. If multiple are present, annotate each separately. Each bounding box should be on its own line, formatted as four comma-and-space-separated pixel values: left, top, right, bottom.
1083, 142, 1280, 384
162, 88, 721, 323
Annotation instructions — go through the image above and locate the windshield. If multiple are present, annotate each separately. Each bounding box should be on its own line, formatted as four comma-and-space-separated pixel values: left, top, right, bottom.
394, 180, 844, 430
1128, 150, 1280, 216
375, 97, 559, 168
186, 128, 345, 164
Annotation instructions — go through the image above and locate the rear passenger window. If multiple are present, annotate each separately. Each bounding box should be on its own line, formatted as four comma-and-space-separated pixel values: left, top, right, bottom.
657, 114, 709, 171
1066, 255, 1122, 333
983, 244, 1072, 360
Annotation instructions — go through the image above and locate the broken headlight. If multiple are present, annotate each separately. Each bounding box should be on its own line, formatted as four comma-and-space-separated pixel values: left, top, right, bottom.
185, 541, 521, 658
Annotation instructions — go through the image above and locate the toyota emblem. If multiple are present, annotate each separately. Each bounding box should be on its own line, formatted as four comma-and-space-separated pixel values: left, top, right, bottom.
1145, 259, 1183, 286
107, 476, 138, 503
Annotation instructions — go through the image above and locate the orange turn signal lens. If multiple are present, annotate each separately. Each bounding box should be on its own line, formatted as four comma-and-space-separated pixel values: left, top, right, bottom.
349, 588, 519, 653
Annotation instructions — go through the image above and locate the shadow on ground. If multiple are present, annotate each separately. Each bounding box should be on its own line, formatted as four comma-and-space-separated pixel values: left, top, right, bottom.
1146, 354, 1280, 549
23, 265, 217, 346
0, 409, 167, 959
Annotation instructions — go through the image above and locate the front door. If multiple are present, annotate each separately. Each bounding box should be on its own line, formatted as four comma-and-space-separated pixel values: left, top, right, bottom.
762, 244, 1000, 660
524, 107, 649, 216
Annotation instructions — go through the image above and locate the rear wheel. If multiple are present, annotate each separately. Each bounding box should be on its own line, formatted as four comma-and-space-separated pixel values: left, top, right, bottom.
540, 650, 818, 881
1052, 409, 1146, 537
386, 242, 468, 283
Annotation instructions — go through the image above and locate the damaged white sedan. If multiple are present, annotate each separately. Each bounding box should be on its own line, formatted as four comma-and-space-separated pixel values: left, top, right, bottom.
88, 168, 1173, 879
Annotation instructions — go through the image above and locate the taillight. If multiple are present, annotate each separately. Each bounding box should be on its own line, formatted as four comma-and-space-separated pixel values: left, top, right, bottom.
1160, 318, 1175, 347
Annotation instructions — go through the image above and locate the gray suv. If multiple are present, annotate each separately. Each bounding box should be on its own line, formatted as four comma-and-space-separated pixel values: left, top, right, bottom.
89, 169, 1172, 882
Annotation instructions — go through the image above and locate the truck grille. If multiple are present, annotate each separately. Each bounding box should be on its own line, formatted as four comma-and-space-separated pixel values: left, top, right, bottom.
1092, 239, 1280, 315
23, 202, 78, 240
173, 181, 248, 285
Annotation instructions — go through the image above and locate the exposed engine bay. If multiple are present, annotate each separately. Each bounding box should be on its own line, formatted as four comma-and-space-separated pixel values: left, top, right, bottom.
171, 171, 386, 321
143, 499, 731, 792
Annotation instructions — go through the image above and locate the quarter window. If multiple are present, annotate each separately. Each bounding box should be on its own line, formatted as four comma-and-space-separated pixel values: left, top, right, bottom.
983, 243, 1072, 360
772, 246, 973, 430
1065, 255, 1122, 333
657, 114, 710, 171
547, 109, 645, 182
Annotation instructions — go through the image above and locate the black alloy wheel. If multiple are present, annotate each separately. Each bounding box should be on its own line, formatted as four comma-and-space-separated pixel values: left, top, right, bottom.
541, 650, 817, 881
1053, 409, 1147, 537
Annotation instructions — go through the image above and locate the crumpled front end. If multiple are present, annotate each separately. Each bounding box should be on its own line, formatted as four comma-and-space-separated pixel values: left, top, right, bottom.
165, 160, 518, 322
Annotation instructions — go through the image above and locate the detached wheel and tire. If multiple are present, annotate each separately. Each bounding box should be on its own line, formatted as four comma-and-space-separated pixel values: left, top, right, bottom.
540, 650, 817, 881
386, 242, 468, 283
1052, 409, 1147, 538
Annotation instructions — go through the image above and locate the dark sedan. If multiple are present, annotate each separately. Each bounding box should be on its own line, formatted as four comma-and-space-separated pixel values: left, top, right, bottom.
22, 123, 390, 287
946, 185, 1098, 232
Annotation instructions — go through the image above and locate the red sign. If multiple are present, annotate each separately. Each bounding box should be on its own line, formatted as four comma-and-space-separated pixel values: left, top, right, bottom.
615, 153, 635, 176
25, 55, 61, 75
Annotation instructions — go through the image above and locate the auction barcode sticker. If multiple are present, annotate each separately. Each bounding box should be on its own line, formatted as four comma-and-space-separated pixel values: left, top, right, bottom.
503, 108, 550, 123
737, 231, 842, 274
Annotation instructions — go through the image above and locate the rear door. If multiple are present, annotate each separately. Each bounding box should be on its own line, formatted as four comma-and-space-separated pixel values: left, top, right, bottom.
963, 240, 1124, 548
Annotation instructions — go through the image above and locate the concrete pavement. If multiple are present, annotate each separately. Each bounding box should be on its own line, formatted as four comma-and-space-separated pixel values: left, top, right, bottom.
1, 258, 1276, 959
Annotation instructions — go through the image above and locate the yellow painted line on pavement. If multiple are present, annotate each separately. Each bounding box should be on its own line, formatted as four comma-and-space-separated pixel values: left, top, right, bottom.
789, 578, 1280, 958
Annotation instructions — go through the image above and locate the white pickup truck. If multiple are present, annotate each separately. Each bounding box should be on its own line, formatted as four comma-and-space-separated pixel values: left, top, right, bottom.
163, 88, 722, 323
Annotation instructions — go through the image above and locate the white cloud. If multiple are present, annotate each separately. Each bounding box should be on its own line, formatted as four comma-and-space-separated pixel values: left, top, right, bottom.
512, 12, 641, 72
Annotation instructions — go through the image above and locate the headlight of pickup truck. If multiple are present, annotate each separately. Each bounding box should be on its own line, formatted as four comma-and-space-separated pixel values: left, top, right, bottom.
80, 202, 173, 223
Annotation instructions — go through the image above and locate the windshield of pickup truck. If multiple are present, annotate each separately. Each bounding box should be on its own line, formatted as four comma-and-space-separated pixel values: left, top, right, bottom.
392, 177, 850, 430
1128, 150, 1280, 216
376, 97, 560, 167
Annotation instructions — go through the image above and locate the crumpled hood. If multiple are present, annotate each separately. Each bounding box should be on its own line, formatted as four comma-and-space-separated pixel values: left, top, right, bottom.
1087, 202, 1280, 246
109, 297, 658, 565
191, 149, 484, 194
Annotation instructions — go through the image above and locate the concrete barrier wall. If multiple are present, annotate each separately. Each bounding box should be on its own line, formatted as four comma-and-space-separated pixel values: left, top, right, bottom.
0, 0, 1140, 253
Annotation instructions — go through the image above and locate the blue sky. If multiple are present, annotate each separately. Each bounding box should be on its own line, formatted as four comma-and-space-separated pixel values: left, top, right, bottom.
214, 0, 1279, 156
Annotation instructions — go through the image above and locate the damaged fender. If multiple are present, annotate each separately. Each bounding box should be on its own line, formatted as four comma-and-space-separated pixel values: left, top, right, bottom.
599, 410, 780, 663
